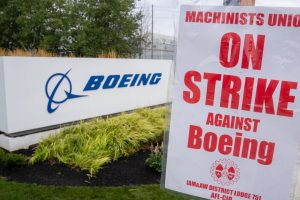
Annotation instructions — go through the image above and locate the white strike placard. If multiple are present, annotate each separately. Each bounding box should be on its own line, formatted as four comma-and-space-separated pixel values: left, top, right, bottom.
165, 6, 300, 200
0, 57, 172, 135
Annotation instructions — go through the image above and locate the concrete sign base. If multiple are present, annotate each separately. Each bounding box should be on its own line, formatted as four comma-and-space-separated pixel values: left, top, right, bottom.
0, 129, 60, 152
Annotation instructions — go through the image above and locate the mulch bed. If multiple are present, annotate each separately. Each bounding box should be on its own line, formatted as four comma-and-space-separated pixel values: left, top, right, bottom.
0, 148, 161, 187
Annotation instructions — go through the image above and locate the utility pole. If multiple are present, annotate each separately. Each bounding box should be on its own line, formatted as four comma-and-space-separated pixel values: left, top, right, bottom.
139, 17, 143, 59
136, 0, 143, 59
151, 4, 154, 59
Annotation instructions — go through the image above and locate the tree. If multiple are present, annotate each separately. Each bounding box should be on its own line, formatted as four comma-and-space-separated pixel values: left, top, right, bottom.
0, 0, 141, 57
0, 0, 23, 50
135, 1, 151, 58
68, 0, 141, 57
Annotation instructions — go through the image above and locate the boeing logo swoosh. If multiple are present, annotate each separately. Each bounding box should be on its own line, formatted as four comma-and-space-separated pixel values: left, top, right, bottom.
45, 69, 87, 113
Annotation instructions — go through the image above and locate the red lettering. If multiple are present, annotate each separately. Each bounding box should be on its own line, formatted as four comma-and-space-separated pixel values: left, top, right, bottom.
243, 118, 252, 131
186, 11, 196, 22
233, 133, 242, 157
188, 125, 203, 149
219, 32, 241, 68
242, 138, 258, 160
196, 12, 203, 23
242, 77, 255, 111
252, 119, 261, 132
183, 71, 201, 104
277, 81, 297, 117
203, 132, 217, 152
258, 141, 275, 165
242, 34, 265, 70
248, 13, 256, 25
186, 128, 275, 165
220, 75, 241, 109
254, 79, 279, 115
204, 12, 212, 23
213, 12, 221, 23
219, 135, 233, 155
256, 13, 265, 26
206, 112, 214, 125
215, 114, 223, 127
204, 73, 221, 106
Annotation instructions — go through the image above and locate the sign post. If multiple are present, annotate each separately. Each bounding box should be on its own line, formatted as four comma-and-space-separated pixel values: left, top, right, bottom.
164, 5, 300, 200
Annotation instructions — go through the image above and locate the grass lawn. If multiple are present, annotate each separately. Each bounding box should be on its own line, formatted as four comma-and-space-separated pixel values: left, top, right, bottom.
0, 179, 198, 200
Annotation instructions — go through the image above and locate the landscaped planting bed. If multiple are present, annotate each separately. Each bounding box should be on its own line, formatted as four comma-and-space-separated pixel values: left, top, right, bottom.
0, 107, 167, 186
31, 107, 166, 177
